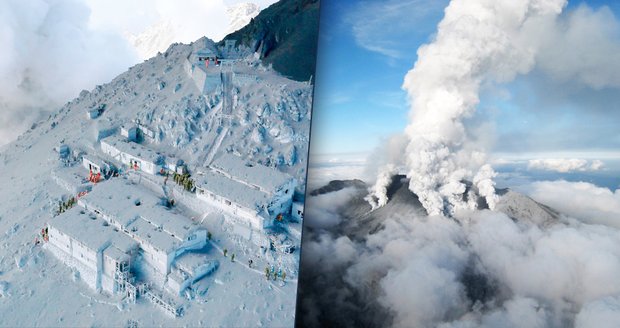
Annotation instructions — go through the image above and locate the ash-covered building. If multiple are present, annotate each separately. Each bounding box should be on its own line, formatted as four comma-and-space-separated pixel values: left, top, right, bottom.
47, 207, 138, 296
196, 154, 296, 230
48, 179, 212, 301
101, 135, 164, 175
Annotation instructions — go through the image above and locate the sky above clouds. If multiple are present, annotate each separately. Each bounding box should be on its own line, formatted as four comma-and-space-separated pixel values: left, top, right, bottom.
0, 0, 275, 148
310, 0, 620, 162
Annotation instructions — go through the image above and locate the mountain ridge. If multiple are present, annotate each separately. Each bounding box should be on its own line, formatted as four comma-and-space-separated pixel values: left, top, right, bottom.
221, 0, 320, 82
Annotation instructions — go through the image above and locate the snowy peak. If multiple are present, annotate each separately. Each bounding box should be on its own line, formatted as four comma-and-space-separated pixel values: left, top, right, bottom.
125, 21, 177, 60
222, 0, 320, 82
495, 189, 560, 227
226, 3, 261, 35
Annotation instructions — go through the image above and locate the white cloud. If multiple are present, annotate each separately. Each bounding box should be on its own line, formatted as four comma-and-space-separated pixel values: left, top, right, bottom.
576, 295, 620, 328
346, 0, 447, 59
0, 0, 139, 146
522, 180, 620, 228
528, 4, 620, 89
301, 178, 620, 327
303, 187, 359, 230
0, 0, 273, 147
527, 158, 604, 172
307, 152, 368, 189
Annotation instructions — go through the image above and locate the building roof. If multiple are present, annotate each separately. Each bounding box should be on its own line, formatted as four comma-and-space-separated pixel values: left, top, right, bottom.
197, 170, 270, 211
83, 153, 112, 170
101, 135, 163, 164
50, 207, 137, 254
128, 216, 181, 253
79, 179, 203, 253
173, 252, 212, 275
103, 245, 131, 262
209, 154, 294, 194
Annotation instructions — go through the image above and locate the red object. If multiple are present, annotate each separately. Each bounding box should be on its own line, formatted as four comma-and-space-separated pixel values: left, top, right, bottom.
205, 59, 210, 68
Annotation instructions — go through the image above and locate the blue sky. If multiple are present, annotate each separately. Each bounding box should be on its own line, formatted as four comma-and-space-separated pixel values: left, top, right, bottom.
310, 0, 620, 160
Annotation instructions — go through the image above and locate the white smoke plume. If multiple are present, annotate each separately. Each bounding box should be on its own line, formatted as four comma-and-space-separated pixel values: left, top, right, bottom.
0, 0, 139, 147
474, 164, 499, 210
369, 0, 567, 216
364, 164, 397, 210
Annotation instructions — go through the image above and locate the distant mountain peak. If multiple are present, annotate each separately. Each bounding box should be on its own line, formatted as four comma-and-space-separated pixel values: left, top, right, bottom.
222, 0, 320, 82
226, 3, 262, 35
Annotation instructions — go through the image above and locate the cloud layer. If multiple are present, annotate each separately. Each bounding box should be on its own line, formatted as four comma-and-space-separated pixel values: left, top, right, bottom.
0, 0, 275, 148
528, 158, 605, 172
300, 179, 620, 327
0, 0, 139, 146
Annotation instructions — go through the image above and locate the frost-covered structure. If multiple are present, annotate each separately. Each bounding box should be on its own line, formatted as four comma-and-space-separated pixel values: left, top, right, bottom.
101, 135, 164, 175
47, 207, 139, 295
0, 32, 310, 325
82, 154, 116, 178
184, 42, 223, 94
77, 179, 208, 278
196, 154, 296, 230
120, 125, 139, 142
47, 178, 212, 311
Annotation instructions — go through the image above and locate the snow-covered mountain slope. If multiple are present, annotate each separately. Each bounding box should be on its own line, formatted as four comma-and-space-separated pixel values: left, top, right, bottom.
0, 38, 310, 326
227, 3, 261, 35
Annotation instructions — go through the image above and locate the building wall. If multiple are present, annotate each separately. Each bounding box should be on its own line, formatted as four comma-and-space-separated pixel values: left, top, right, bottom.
174, 230, 207, 258
83, 158, 102, 174
101, 253, 133, 295
95, 127, 117, 142
48, 225, 72, 254
185, 57, 222, 94
47, 226, 101, 292
121, 127, 138, 142
191, 65, 207, 93
196, 189, 265, 229
204, 75, 221, 93
131, 234, 171, 275
101, 275, 114, 294
118, 152, 160, 175
101, 140, 161, 175
71, 240, 99, 270
266, 179, 296, 221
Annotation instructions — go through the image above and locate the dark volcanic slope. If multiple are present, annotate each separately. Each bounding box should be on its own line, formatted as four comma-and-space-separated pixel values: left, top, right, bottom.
221, 0, 320, 82
308, 176, 561, 240
309, 179, 366, 196
340, 175, 427, 240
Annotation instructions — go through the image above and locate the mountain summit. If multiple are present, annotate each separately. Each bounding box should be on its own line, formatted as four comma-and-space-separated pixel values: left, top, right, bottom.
222, 0, 320, 82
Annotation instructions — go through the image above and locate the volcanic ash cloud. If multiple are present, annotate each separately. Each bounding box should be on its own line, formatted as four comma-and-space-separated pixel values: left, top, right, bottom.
367, 0, 567, 216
